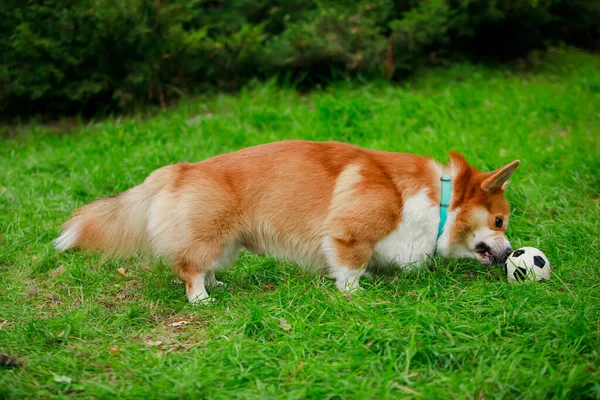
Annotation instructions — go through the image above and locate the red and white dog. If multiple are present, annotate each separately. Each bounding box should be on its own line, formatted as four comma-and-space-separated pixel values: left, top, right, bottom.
55, 141, 519, 303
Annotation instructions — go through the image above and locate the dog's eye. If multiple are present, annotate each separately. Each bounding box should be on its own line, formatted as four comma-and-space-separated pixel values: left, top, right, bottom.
495, 217, 503, 228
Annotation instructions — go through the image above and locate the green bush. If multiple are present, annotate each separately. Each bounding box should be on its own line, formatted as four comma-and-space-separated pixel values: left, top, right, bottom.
1, 0, 598, 117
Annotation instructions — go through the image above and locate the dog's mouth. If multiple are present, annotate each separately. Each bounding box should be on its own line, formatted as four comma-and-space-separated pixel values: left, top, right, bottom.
474, 242, 495, 265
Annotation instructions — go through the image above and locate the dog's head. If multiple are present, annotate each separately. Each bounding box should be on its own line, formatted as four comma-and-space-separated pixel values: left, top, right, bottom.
440, 152, 520, 266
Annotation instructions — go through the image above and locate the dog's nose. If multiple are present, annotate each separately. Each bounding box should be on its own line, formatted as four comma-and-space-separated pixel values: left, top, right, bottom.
496, 247, 513, 264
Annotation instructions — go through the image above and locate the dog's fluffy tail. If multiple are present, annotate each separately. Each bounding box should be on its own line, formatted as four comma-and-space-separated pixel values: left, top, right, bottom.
54, 183, 154, 257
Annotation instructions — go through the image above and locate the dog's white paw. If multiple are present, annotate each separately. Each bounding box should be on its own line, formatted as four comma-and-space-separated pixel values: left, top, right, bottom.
189, 296, 216, 305
341, 284, 364, 293
208, 279, 224, 287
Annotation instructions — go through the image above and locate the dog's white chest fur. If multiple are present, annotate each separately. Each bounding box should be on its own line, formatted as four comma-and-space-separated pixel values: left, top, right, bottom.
372, 189, 439, 270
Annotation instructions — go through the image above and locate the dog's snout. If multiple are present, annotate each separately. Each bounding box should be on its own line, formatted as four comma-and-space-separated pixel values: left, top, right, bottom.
489, 238, 512, 265
495, 247, 512, 264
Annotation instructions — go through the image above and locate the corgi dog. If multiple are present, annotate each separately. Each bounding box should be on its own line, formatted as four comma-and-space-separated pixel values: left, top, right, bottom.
54, 140, 519, 303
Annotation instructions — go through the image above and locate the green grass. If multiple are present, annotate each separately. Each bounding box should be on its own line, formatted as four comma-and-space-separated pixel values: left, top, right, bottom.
1, 47, 599, 399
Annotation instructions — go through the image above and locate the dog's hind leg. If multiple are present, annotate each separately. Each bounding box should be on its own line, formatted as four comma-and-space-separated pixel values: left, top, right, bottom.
175, 240, 241, 304
205, 270, 224, 287
145, 164, 242, 303
183, 269, 210, 304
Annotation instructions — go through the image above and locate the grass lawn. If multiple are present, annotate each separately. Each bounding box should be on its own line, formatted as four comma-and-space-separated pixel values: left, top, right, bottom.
1, 48, 599, 399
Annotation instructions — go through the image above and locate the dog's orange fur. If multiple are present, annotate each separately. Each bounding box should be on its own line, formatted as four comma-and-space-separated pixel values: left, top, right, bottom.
55, 140, 519, 302
446, 152, 517, 245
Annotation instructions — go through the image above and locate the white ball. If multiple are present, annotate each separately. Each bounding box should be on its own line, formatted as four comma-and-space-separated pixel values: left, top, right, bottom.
505, 247, 552, 283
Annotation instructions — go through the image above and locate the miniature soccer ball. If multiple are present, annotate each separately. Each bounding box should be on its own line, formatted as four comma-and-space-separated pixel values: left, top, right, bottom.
505, 247, 551, 283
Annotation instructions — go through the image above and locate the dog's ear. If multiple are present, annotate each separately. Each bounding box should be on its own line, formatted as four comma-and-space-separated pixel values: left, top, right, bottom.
449, 151, 469, 176
481, 160, 520, 192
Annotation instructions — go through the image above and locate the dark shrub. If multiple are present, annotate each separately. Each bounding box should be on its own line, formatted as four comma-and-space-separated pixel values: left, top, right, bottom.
1, 0, 598, 117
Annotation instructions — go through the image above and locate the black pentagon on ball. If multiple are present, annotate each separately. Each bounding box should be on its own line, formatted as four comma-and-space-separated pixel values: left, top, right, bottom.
533, 255, 546, 269
512, 249, 525, 258
514, 267, 528, 281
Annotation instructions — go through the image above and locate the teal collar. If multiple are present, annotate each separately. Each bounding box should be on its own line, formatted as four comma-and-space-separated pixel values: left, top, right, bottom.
437, 175, 452, 238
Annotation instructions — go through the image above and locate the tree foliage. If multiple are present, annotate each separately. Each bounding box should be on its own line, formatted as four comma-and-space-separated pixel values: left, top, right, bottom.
1, 0, 598, 116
